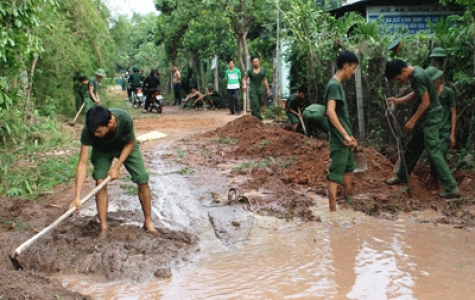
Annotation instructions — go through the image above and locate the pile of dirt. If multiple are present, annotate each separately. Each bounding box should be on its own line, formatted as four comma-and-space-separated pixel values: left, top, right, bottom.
0, 186, 199, 298
178, 115, 475, 226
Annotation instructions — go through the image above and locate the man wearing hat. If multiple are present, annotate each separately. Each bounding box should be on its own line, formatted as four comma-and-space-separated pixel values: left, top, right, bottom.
387, 38, 402, 57
85, 68, 106, 113
429, 47, 447, 70
384, 59, 459, 198
425, 66, 457, 179
201, 83, 222, 111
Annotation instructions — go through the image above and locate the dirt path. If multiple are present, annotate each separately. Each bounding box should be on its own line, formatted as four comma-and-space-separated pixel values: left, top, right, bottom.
0, 104, 238, 299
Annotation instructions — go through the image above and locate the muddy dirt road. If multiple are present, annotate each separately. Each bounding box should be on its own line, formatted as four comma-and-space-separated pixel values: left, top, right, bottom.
1, 99, 475, 299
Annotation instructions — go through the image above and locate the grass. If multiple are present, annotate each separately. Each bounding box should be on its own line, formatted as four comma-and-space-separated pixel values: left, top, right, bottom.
278, 156, 297, 168
234, 156, 297, 170
346, 194, 354, 205
176, 149, 186, 158
120, 184, 138, 195
177, 166, 195, 175
4, 220, 30, 232
257, 140, 271, 148
0, 118, 78, 198
202, 149, 214, 157
214, 136, 239, 145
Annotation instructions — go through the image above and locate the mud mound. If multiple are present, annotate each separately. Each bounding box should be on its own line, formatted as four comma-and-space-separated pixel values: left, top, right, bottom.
185, 116, 475, 226
9, 215, 198, 282
0, 269, 90, 300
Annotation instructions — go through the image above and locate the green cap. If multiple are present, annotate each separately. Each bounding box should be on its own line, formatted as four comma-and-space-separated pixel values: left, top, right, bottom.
95, 68, 106, 77
206, 83, 215, 89
425, 66, 443, 81
387, 39, 401, 51
429, 47, 447, 58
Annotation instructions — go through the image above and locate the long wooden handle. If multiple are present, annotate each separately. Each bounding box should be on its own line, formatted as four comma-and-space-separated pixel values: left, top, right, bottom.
11, 176, 111, 258
71, 102, 85, 124
298, 107, 306, 135
243, 91, 247, 116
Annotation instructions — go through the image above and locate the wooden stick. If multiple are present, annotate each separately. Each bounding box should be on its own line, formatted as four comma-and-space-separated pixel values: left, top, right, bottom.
70, 102, 85, 124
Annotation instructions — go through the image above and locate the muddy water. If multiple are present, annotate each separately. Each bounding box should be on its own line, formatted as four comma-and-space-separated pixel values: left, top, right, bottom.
61, 142, 475, 299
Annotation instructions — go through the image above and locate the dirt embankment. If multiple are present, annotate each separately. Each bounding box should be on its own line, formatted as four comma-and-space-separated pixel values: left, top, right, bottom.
169, 115, 475, 227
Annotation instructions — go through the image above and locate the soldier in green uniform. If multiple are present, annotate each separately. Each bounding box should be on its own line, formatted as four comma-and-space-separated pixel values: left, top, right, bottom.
69, 106, 157, 233
388, 38, 402, 57
425, 66, 457, 179
242, 56, 270, 120
127, 66, 142, 102
285, 86, 307, 132
325, 50, 359, 212
202, 83, 222, 111
302, 104, 329, 138
85, 69, 106, 113
385, 59, 459, 198
429, 47, 447, 71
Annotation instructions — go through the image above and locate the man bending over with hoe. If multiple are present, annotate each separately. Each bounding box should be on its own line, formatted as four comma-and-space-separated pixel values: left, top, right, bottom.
69, 106, 157, 233
385, 59, 459, 198
325, 50, 359, 211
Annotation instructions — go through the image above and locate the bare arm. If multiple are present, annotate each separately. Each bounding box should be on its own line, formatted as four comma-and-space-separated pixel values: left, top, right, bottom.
264, 77, 270, 96
404, 91, 431, 133
193, 92, 204, 103
88, 84, 100, 105
108, 139, 136, 180
327, 100, 357, 147
387, 92, 417, 107
69, 145, 90, 210
450, 106, 457, 147
242, 75, 248, 91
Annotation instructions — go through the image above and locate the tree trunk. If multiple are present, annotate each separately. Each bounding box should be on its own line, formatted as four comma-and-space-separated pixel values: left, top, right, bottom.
214, 55, 219, 92
24, 55, 38, 120
273, 3, 281, 107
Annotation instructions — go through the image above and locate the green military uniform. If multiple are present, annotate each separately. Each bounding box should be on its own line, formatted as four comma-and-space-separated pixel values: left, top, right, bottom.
84, 76, 99, 113
430, 85, 456, 175
128, 67, 142, 90
285, 93, 304, 125
324, 78, 355, 184
80, 108, 148, 184
246, 68, 267, 120
302, 104, 329, 138
396, 67, 457, 191
204, 90, 221, 107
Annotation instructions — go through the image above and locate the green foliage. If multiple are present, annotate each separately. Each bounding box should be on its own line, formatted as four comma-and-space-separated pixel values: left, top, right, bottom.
257, 140, 271, 148
215, 136, 239, 145
176, 149, 186, 158
177, 166, 195, 174
4, 220, 30, 232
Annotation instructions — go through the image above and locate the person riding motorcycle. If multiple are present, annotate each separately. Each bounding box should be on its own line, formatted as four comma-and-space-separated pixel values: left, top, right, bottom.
142, 69, 160, 112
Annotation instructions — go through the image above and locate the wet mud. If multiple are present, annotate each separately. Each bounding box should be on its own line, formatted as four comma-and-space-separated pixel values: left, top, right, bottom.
168, 115, 475, 227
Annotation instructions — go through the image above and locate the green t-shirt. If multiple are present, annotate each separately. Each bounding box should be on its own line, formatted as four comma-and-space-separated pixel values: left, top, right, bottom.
225, 68, 242, 89
128, 72, 142, 89
285, 93, 303, 112
439, 86, 456, 131
246, 68, 266, 92
88, 77, 99, 99
304, 104, 326, 115
411, 66, 440, 123
81, 108, 136, 152
324, 78, 352, 146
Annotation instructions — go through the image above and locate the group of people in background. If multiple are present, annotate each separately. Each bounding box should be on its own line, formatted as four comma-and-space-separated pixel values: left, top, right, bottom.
283, 44, 459, 212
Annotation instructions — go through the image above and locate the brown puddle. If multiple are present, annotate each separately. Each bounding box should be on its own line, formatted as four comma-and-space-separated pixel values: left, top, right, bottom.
61, 195, 475, 299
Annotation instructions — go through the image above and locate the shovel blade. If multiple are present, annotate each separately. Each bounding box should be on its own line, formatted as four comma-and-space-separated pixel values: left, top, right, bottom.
353, 151, 367, 173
